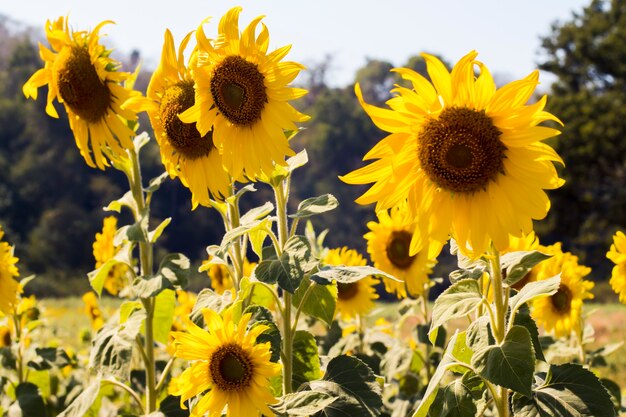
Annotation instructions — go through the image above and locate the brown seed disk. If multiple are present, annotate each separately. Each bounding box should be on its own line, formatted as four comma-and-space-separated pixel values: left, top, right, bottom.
209, 343, 253, 391
386, 230, 415, 269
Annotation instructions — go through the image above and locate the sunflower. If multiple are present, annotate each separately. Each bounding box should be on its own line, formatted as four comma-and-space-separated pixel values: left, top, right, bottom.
179, 7, 309, 180
200, 257, 256, 294
0, 325, 10, 347
365, 204, 442, 298
324, 247, 379, 319
23, 16, 139, 169
0, 226, 20, 316
170, 308, 280, 417
82, 291, 104, 331
341, 51, 564, 257
607, 230, 626, 304
531, 243, 593, 338
126, 30, 230, 208
93, 216, 128, 296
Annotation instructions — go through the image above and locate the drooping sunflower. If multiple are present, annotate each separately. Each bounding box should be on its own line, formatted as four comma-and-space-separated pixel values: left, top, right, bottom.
179, 7, 309, 180
200, 257, 256, 294
23, 16, 139, 169
324, 247, 379, 319
170, 308, 280, 417
127, 29, 231, 208
93, 216, 128, 296
531, 243, 593, 338
0, 226, 20, 316
341, 51, 564, 257
365, 204, 442, 298
607, 230, 626, 304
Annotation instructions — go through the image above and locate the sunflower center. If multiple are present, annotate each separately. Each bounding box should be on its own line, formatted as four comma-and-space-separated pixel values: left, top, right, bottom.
386, 231, 415, 269
210, 55, 267, 126
337, 282, 359, 301
418, 107, 506, 193
551, 284, 573, 314
55, 45, 111, 123
159, 80, 215, 160
1, 329, 11, 347
209, 343, 253, 391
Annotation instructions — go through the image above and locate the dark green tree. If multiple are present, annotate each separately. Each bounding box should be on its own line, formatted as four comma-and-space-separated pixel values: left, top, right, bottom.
538, 0, 626, 277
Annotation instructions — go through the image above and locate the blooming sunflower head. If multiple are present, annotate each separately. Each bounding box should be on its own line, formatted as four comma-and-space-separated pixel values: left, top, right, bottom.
324, 247, 379, 319
23, 16, 140, 169
170, 308, 280, 417
607, 230, 626, 304
341, 51, 564, 257
179, 7, 310, 181
531, 243, 593, 338
0, 226, 21, 316
365, 204, 442, 298
92, 216, 128, 296
127, 29, 231, 209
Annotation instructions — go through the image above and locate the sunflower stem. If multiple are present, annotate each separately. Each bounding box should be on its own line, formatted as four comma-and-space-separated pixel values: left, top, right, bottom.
227, 187, 244, 293
488, 244, 509, 417
128, 147, 157, 414
274, 180, 294, 395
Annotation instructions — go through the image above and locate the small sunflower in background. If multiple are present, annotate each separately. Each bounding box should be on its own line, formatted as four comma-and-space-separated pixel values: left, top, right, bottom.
23, 16, 140, 169
126, 29, 231, 208
180, 7, 309, 180
341, 51, 563, 257
82, 291, 104, 331
93, 216, 129, 296
200, 257, 256, 294
607, 230, 626, 304
0, 325, 10, 347
170, 308, 280, 417
531, 243, 594, 338
323, 247, 379, 320
0, 226, 20, 316
365, 204, 442, 298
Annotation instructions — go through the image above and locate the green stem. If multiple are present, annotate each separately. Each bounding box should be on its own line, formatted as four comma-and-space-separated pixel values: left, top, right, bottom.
227, 190, 244, 293
488, 244, 509, 417
420, 291, 433, 381
103, 379, 145, 415
12, 315, 24, 384
128, 147, 157, 414
155, 357, 175, 393
274, 180, 293, 395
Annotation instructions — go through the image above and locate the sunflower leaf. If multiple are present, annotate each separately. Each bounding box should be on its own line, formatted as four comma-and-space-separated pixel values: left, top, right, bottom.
509, 275, 560, 321
144, 171, 169, 194
501, 250, 552, 287
472, 325, 535, 397
311, 265, 400, 285
289, 194, 339, 219
27, 347, 73, 371
428, 279, 482, 344
10, 383, 48, 417
271, 391, 336, 417
292, 276, 337, 326
292, 330, 322, 391
56, 378, 102, 417
103, 190, 137, 214
189, 289, 233, 327
511, 364, 616, 417
255, 235, 316, 293
309, 355, 382, 417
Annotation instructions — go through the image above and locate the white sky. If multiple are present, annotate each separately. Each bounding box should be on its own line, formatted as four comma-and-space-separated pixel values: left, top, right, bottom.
1, 0, 589, 87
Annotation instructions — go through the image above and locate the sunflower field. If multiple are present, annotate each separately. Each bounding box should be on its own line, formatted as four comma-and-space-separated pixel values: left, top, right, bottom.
2, 3, 626, 417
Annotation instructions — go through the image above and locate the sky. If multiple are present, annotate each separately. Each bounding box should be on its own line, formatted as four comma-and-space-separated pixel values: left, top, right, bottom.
1, 0, 589, 87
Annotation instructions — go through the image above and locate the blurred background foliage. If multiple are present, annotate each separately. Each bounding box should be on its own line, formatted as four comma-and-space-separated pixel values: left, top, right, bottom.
0, 0, 624, 297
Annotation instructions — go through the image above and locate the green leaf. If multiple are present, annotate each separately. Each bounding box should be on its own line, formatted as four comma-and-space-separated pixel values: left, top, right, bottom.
513, 304, 545, 361
502, 250, 551, 287
292, 276, 337, 326
255, 235, 316, 293
133, 131, 151, 152
157, 395, 189, 417
144, 172, 169, 194
148, 217, 171, 243
272, 391, 336, 417
127, 210, 149, 243
9, 383, 47, 417
289, 194, 339, 219
312, 265, 400, 284
412, 331, 466, 417
472, 325, 535, 397
240, 201, 275, 224
190, 289, 232, 327
292, 330, 321, 391
287, 149, 309, 172
466, 316, 495, 353
153, 289, 176, 344
509, 275, 560, 320
89, 308, 146, 380
310, 355, 382, 417
87, 245, 134, 296
511, 364, 616, 417
429, 279, 482, 344
240, 277, 275, 309
133, 253, 190, 298
255, 320, 281, 363
56, 379, 102, 417
103, 190, 137, 214
27, 347, 72, 371
439, 378, 478, 417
